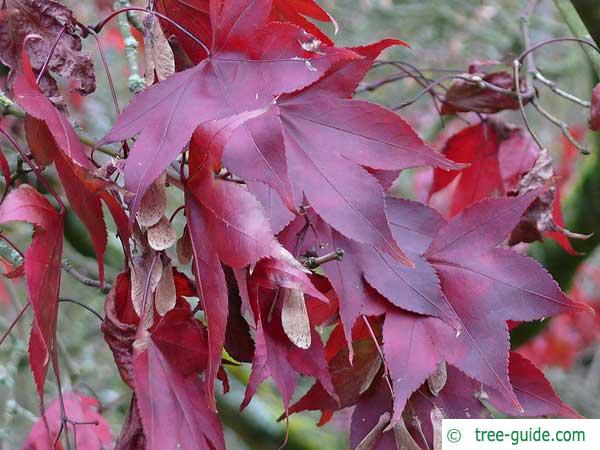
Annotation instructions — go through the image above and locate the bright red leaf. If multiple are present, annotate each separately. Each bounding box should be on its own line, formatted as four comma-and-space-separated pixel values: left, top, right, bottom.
132, 334, 225, 450
0, 185, 63, 399
431, 121, 538, 216
15, 51, 110, 281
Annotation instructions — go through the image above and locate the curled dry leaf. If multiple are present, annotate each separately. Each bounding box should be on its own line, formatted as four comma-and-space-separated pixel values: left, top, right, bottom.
155, 258, 176, 316
143, 15, 175, 86
0, 0, 95, 97
136, 172, 167, 227
177, 225, 193, 265
147, 216, 177, 251
590, 83, 600, 131
281, 288, 312, 349
441, 71, 524, 115
508, 148, 590, 247
427, 361, 447, 396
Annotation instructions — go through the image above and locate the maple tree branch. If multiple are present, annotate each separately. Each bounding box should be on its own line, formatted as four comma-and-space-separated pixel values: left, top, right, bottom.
530, 97, 589, 153
517, 37, 600, 67
515, 60, 546, 152
391, 73, 535, 111
0, 237, 112, 293
113, 0, 144, 94
61, 259, 111, 292
513, 4, 591, 155
527, 2, 600, 293
534, 71, 590, 107
126, 9, 144, 33
520, 0, 540, 89
302, 249, 344, 269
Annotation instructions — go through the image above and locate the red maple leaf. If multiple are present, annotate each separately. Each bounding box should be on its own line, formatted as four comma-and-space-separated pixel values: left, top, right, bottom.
0, 186, 63, 399
229, 39, 459, 267
430, 121, 538, 216
100, 0, 355, 217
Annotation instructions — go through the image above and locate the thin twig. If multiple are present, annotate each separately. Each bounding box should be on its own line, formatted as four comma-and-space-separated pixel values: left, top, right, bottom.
531, 98, 589, 154
59, 298, 104, 322
302, 249, 344, 269
61, 260, 111, 292
520, 0, 541, 88
534, 71, 590, 107
513, 60, 544, 152
392, 72, 535, 111
518, 37, 600, 65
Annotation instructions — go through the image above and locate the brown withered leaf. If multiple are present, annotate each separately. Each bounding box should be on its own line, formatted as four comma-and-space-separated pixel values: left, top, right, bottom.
441, 71, 526, 115
590, 83, 600, 131
176, 225, 193, 265
155, 257, 176, 316
281, 288, 311, 349
143, 15, 175, 86
0, 0, 95, 98
136, 171, 167, 227
147, 216, 177, 251
508, 148, 590, 246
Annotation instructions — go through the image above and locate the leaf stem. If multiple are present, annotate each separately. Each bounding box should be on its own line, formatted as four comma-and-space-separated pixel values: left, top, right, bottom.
59, 298, 104, 322
88, 28, 121, 114
36, 25, 67, 86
